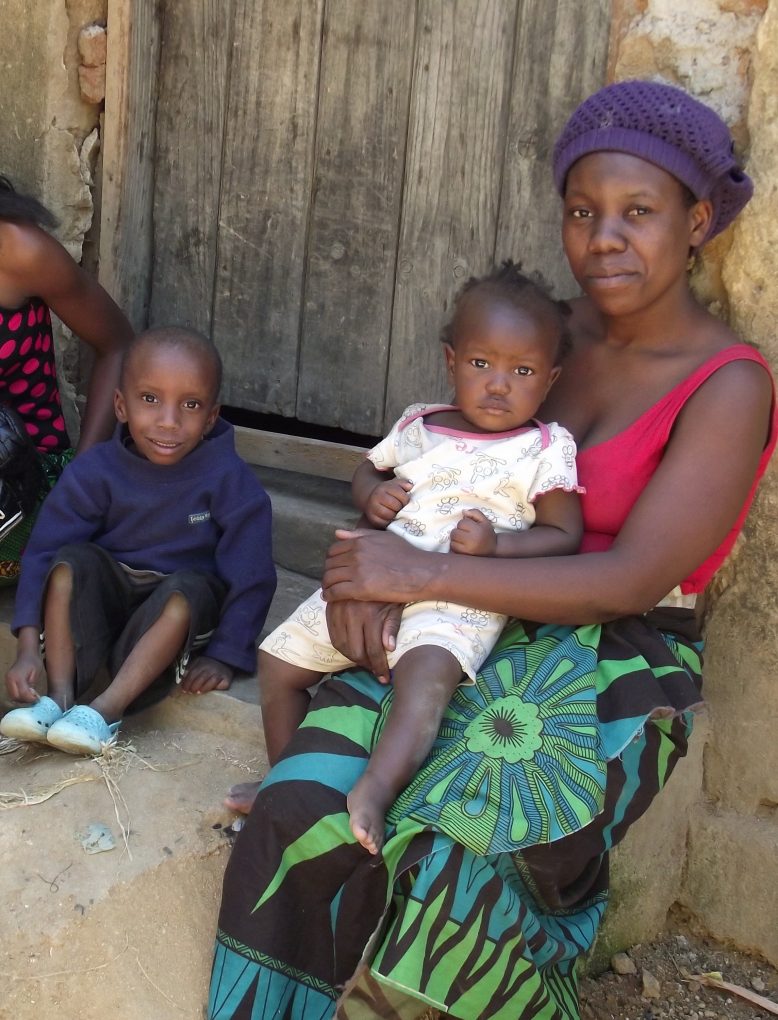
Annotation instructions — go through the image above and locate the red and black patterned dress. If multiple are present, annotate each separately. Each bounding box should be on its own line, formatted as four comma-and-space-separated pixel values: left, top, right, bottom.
0, 296, 70, 452
0, 296, 73, 579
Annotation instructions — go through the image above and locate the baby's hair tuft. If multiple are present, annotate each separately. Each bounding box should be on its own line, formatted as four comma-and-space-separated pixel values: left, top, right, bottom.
441, 260, 572, 363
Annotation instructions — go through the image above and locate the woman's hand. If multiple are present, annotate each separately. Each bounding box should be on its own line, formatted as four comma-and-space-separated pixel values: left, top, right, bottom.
323, 526, 450, 680
322, 528, 439, 605
325, 598, 403, 682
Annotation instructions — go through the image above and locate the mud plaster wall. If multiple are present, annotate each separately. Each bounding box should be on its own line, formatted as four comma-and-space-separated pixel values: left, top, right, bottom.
0, 0, 107, 440
610, 0, 778, 963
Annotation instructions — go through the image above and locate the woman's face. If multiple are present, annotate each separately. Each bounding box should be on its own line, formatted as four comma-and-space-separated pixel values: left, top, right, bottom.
561, 151, 712, 319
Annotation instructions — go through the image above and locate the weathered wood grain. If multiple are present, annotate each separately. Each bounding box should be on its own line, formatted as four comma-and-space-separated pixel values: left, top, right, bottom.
211, 0, 324, 416
149, 0, 233, 333
495, 0, 610, 298
132, 0, 609, 438
233, 426, 365, 481
296, 0, 416, 435
100, 0, 161, 330
384, 0, 518, 430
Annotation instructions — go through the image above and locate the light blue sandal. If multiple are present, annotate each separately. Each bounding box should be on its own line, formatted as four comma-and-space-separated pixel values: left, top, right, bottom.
46, 705, 121, 756
0, 696, 63, 743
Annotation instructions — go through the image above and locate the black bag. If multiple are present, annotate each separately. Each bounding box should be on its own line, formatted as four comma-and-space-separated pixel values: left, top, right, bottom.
0, 404, 44, 540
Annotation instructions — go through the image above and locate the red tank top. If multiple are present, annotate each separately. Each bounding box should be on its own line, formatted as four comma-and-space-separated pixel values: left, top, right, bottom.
576, 344, 776, 594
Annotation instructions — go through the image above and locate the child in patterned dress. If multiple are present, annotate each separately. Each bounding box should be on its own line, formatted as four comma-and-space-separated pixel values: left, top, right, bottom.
258, 263, 583, 853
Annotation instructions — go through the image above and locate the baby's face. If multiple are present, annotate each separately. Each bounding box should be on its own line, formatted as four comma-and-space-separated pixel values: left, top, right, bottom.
114, 346, 220, 466
444, 296, 561, 433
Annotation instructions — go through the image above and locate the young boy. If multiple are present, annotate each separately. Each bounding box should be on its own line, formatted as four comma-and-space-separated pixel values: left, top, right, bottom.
1, 326, 276, 755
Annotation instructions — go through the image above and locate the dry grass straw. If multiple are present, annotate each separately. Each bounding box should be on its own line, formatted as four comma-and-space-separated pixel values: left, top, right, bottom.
0, 734, 26, 756
91, 741, 137, 859
0, 737, 201, 861
682, 969, 778, 1015
0, 772, 98, 809
215, 744, 264, 774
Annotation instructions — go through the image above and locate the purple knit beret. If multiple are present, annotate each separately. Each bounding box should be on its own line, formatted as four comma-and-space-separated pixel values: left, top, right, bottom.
552, 79, 753, 241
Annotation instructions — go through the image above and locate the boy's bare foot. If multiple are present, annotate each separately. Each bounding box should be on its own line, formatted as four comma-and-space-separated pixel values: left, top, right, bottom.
347, 771, 396, 856
224, 781, 261, 814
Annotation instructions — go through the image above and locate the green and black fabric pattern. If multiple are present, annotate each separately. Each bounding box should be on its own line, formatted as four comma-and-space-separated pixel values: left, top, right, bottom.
209, 612, 702, 1020
388, 622, 607, 854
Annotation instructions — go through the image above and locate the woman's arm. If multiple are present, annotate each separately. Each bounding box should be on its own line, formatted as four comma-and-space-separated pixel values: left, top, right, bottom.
0, 222, 133, 450
323, 360, 773, 625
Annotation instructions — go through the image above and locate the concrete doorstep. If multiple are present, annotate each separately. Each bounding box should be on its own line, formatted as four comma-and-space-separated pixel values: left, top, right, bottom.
0, 693, 265, 1020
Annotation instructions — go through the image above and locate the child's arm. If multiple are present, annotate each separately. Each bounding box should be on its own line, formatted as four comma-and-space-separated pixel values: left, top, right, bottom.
352, 458, 412, 529
450, 489, 583, 558
5, 627, 44, 704
202, 464, 277, 677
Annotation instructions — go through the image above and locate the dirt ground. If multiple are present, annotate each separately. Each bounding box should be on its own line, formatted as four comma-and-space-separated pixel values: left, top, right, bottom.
579, 925, 778, 1020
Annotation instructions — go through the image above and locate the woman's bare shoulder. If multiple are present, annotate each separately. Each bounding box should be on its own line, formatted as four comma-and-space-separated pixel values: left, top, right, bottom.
0, 219, 66, 278
0, 221, 53, 304
686, 351, 773, 416
0, 219, 89, 309
0, 218, 37, 261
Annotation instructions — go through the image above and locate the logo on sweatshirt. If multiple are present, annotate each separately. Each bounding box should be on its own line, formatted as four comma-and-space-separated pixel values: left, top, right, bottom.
188, 511, 211, 525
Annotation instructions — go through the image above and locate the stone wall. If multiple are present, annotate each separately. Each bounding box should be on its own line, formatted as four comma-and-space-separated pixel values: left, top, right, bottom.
0, 0, 108, 438
606, 0, 778, 967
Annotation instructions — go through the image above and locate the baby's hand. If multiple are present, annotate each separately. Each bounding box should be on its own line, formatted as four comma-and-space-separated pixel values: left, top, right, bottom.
6, 650, 44, 703
364, 479, 413, 528
450, 509, 497, 556
179, 655, 234, 694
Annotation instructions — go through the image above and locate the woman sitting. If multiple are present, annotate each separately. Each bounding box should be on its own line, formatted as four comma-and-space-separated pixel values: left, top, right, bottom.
209, 80, 776, 1020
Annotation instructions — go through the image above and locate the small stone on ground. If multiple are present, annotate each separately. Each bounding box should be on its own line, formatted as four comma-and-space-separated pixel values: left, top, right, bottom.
580, 928, 778, 1020
611, 951, 637, 975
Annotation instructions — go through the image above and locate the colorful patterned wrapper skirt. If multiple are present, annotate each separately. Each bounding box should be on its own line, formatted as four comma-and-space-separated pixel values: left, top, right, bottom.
209, 611, 703, 1020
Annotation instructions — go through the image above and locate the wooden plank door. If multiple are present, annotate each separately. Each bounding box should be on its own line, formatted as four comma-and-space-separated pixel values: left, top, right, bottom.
150, 0, 234, 333
296, 1, 416, 435
384, 0, 519, 427
105, 0, 610, 438
212, 0, 324, 417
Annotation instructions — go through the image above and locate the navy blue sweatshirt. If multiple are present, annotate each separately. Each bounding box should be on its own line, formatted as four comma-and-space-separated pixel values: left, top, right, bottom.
13, 419, 276, 673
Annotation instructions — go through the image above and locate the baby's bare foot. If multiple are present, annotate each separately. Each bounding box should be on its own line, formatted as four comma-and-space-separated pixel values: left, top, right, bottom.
347, 772, 396, 855
224, 781, 261, 815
